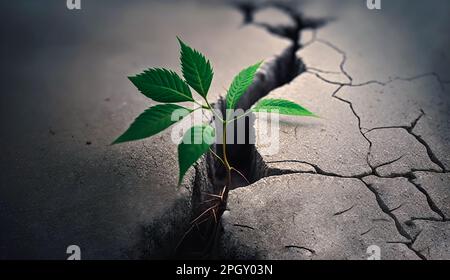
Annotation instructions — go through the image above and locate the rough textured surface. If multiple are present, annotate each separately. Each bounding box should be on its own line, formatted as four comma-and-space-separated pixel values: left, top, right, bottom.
0, 0, 289, 259
366, 128, 441, 177
412, 93, 450, 171
362, 176, 441, 238
301, 42, 352, 85
2, 0, 450, 260
255, 75, 371, 177
338, 76, 450, 175
411, 221, 450, 260
221, 0, 450, 261
299, 0, 450, 84
413, 172, 450, 219
220, 174, 416, 260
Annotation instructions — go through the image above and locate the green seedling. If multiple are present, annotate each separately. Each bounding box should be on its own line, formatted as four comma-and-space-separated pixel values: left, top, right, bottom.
113, 37, 317, 191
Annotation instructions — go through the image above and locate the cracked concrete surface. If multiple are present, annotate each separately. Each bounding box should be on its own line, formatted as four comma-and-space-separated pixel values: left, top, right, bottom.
413, 172, 450, 219
366, 128, 441, 177
220, 0, 450, 260
411, 221, 450, 260
1, 0, 449, 260
362, 176, 441, 238
257, 74, 372, 177
220, 174, 418, 260
0, 0, 289, 259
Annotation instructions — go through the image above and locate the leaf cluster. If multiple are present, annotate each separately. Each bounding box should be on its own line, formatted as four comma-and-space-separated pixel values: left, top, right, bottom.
113, 37, 317, 184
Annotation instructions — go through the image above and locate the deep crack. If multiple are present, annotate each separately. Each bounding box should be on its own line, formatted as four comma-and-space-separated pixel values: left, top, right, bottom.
212, 2, 329, 190
360, 179, 427, 260
180, 1, 329, 258
182, 1, 449, 260
407, 175, 447, 221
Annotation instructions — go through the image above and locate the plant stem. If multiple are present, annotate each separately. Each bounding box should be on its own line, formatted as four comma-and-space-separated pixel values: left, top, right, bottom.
203, 98, 224, 123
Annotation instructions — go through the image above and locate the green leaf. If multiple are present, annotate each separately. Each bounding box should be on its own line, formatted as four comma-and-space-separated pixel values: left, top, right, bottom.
129, 68, 193, 103
112, 104, 192, 144
178, 125, 215, 185
226, 61, 262, 111
177, 37, 214, 98
252, 99, 317, 117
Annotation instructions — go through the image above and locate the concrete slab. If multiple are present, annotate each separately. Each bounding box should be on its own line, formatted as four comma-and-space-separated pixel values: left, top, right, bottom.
255, 75, 371, 177
299, 0, 450, 84
362, 176, 441, 238
2, 0, 450, 260
220, 174, 415, 260
0, 0, 289, 259
366, 128, 441, 176
413, 172, 450, 219
411, 221, 450, 260
412, 88, 450, 170
338, 77, 443, 130
300, 41, 352, 85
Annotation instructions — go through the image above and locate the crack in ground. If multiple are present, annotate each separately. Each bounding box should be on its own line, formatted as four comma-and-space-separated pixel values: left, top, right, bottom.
389, 204, 404, 213
183, 1, 449, 260
372, 155, 405, 170
234, 1, 330, 45
363, 110, 447, 173
407, 175, 447, 221
333, 205, 355, 216
265, 159, 370, 178
211, 2, 330, 189
180, 1, 329, 258
285, 245, 316, 255
361, 181, 411, 242
360, 179, 427, 260
304, 38, 449, 90
260, 163, 440, 260
331, 85, 376, 174
304, 37, 449, 232
233, 224, 256, 230
360, 228, 373, 236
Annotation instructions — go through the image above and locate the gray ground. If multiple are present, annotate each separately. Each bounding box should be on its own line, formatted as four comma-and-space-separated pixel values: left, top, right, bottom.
1, 0, 449, 260
221, 0, 450, 260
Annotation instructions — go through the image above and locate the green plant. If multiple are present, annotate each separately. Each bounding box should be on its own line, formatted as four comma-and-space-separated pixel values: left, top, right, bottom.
113, 37, 316, 189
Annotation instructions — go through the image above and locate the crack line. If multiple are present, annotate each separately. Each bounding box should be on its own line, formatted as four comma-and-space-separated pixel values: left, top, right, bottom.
359, 179, 427, 260
222, 2, 449, 261
333, 205, 355, 216
285, 245, 315, 254
233, 224, 256, 230
407, 175, 447, 221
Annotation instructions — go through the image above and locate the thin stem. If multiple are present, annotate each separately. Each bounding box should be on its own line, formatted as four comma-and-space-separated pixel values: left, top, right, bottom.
203, 98, 224, 123
191, 204, 218, 225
